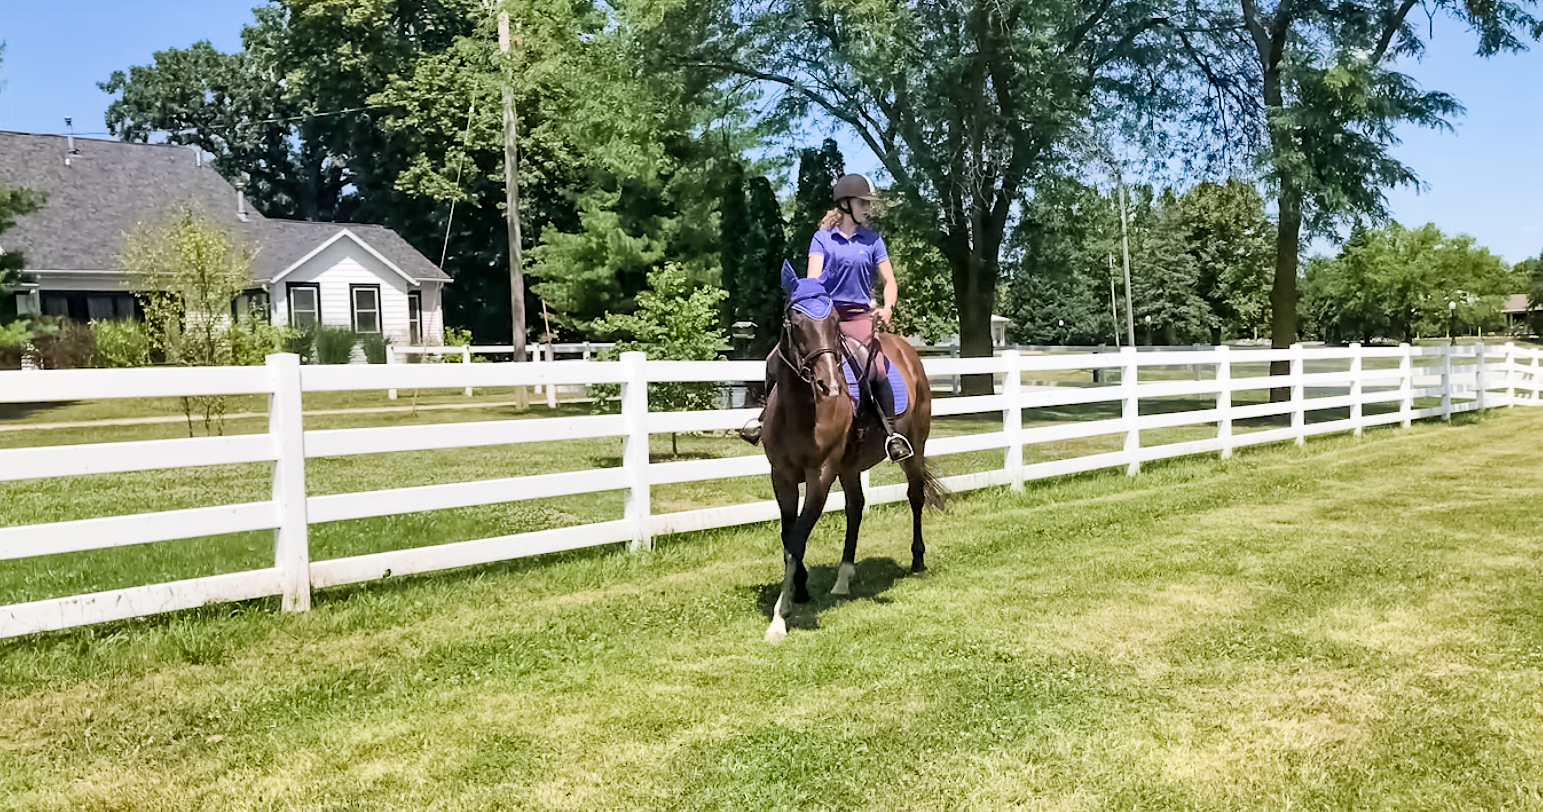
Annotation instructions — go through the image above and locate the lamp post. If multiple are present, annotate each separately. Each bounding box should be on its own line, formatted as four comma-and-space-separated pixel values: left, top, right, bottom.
1144, 314, 1153, 346
1058, 318, 1065, 346
1448, 300, 1456, 341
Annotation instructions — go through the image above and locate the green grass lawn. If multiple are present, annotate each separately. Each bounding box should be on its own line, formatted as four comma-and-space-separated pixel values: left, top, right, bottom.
3, 404, 1542, 810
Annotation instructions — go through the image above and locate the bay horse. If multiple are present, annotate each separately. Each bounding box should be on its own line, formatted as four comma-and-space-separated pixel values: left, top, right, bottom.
761, 262, 943, 643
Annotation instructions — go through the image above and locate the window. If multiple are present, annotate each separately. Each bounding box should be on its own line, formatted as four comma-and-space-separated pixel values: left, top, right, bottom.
351, 285, 381, 334
233, 289, 270, 323
287, 284, 320, 331
407, 291, 422, 345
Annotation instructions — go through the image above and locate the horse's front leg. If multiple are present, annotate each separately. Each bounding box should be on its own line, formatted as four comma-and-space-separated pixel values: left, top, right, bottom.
831, 467, 864, 596
766, 466, 836, 643
766, 467, 801, 643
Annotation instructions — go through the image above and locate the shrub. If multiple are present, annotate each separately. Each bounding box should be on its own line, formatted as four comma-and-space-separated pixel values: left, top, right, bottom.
315, 325, 358, 365
92, 319, 154, 368
283, 326, 317, 362
359, 332, 388, 364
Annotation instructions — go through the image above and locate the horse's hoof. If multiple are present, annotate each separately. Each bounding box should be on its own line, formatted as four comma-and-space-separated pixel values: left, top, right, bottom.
765, 620, 787, 644
910, 566, 930, 578
831, 562, 855, 596
829, 585, 850, 598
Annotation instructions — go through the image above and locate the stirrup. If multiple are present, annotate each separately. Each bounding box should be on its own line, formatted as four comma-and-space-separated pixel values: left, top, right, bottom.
739, 417, 763, 446
885, 433, 914, 462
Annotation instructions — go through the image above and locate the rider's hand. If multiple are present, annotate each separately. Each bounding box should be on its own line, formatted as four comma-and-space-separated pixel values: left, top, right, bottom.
875, 305, 893, 326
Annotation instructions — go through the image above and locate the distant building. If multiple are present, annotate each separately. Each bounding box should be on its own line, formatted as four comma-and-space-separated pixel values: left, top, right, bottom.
0, 131, 451, 346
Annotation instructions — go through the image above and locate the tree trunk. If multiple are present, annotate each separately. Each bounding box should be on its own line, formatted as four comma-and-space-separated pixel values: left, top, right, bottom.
1269, 182, 1302, 403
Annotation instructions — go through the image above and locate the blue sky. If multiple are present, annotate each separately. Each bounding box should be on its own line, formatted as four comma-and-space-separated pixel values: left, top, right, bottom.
2, 1, 1539, 262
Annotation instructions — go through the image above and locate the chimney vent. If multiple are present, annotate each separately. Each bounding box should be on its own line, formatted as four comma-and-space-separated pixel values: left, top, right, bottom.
64, 117, 79, 166
235, 180, 249, 222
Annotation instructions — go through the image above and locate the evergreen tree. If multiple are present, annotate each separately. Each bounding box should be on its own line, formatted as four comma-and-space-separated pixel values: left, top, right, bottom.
787, 139, 843, 270
1132, 191, 1213, 345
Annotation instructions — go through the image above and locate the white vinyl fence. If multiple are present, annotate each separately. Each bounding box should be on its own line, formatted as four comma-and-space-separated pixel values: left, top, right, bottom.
2, 341, 1538, 638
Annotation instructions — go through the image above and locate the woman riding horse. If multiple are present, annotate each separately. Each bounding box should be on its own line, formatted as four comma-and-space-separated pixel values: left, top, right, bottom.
741, 174, 912, 463
748, 176, 942, 643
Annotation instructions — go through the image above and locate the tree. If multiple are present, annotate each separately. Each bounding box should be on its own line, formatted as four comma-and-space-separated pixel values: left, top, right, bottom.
594, 262, 728, 454
1302, 222, 1516, 343
1133, 191, 1215, 345
1173, 0, 1541, 371
1003, 177, 1125, 346
720, 165, 787, 357
696, 0, 1181, 392
786, 139, 844, 271
1175, 179, 1273, 341
1, 45, 43, 320
120, 207, 286, 433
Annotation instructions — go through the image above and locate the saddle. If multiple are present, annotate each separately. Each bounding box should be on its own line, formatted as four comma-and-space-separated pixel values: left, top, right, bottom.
839, 335, 909, 419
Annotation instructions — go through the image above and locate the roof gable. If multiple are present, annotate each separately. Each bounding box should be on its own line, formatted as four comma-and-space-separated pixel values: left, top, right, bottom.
269, 228, 419, 286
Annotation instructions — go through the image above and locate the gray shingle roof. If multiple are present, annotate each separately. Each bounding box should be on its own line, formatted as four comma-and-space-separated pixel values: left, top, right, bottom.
0, 131, 449, 283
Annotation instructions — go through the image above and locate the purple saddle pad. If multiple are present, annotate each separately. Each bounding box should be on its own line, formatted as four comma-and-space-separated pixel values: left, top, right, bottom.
841, 356, 909, 416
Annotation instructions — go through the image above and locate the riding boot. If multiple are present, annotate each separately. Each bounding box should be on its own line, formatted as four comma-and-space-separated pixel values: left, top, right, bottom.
864, 364, 914, 463
739, 371, 775, 445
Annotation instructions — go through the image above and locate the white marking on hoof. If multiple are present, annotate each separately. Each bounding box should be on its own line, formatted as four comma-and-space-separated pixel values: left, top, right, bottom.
831, 562, 855, 596
765, 594, 787, 643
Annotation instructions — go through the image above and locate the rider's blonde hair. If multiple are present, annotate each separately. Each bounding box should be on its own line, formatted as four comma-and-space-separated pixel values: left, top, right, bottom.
819, 207, 842, 229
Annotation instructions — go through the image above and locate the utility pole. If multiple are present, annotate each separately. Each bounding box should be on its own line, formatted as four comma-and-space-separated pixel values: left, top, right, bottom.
499, 10, 529, 409
1108, 254, 1120, 348
1116, 164, 1136, 348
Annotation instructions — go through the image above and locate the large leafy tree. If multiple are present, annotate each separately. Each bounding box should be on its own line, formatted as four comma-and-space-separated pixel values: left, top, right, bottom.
1004, 177, 1126, 346
1303, 222, 1516, 342
696, 0, 1180, 392
1173, 0, 1542, 365
1134, 190, 1215, 344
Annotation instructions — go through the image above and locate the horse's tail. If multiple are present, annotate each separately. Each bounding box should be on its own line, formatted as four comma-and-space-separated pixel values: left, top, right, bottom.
919, 457, 949, 512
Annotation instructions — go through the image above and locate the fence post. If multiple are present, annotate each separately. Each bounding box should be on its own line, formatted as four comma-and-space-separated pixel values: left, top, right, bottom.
1217, 345, 1232, 460
1348, 342, 1363, 437
267, 353, 311, 613
1504, 342, 1516, 407
546, 343, 558, 409
463, 346, 473, 397
621, 351, 652, 552
1474, 340, 1487, 411
951, 343, 961, 395
1400, 343, 1413, 428
1123, 346, 1140, 476
1291, 342, 1305, 446
1441, 343, 1452, 422
1003, 349, 1024, 491
1524, 348, 1536, 404
386, 344, 397, 400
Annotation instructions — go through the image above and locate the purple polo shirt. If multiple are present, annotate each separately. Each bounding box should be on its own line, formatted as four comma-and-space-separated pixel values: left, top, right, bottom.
810, 227, 889, 307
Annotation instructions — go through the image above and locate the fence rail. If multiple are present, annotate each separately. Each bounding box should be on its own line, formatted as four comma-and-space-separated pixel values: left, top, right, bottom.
1, 341, 1537, 638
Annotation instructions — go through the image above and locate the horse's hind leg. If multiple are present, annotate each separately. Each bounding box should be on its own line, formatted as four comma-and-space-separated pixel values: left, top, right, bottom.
902, 457, 928, 574
832, 467, 864, 596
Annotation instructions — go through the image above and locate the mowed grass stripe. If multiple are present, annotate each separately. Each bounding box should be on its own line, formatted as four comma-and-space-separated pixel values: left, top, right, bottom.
2, 407, 1542, 808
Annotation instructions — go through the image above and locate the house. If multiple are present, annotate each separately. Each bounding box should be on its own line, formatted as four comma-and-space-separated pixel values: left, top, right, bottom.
1502, 293, 1534, 335
0, 131, 450, 346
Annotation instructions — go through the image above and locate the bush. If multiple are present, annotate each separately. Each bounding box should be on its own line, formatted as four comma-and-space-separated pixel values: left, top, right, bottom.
26, 317, 95, 369
92, 319, 154, 368
315, 325, 358, 365
359, 332, 388, 364
230, 318, 294, 366
283, 326, 317, 362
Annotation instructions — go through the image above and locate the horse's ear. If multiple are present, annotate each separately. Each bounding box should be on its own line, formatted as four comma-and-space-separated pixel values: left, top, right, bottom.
780, 260, 798, 296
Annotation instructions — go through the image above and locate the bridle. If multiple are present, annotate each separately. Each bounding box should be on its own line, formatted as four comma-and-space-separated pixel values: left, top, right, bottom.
777, 291, 840, 386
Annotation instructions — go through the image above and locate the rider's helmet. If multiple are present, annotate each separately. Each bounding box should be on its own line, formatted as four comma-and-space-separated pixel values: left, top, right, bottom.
832, 174, 879, 203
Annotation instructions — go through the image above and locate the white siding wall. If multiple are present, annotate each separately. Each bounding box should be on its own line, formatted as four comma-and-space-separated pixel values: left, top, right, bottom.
270, 235, 443, 346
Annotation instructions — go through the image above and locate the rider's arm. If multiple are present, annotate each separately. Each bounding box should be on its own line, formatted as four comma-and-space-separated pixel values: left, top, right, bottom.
878, 259, 898, 310
807, 253, 824, 279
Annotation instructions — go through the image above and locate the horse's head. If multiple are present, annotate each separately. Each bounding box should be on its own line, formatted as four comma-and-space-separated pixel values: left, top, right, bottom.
778, 260, 845, 399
